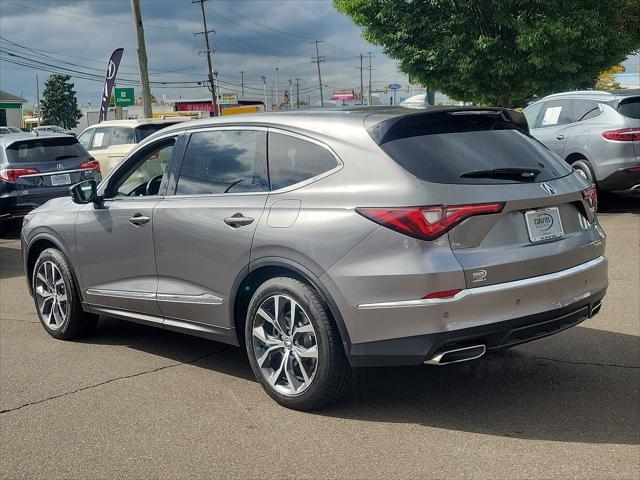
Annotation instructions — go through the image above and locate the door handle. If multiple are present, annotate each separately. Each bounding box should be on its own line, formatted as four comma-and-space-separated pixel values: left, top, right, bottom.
224, 213, 254, 228
128, 213, 150, 226
556, 134, 565, 140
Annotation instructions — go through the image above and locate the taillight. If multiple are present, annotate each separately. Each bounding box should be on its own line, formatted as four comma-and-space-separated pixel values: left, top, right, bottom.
602, 128, 640, 141
0, 168, 40, 182
582, 185, 598, 214
626, 167, 640, 173
356, 202, 505, 241
79, 160, 100, 172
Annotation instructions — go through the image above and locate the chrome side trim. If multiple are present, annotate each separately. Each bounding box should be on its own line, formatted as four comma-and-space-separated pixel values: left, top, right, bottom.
156, 293, 223, 305
357, 256, 607, 310
86, 288, 156, 300
19, 168, 95, 178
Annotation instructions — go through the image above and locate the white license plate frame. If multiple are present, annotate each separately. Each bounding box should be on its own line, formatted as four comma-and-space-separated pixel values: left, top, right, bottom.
524, 207, 564, 243
50, 173, 71, 186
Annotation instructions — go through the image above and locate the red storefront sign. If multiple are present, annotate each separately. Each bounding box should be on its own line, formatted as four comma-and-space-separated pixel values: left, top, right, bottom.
175, 101, 214, 112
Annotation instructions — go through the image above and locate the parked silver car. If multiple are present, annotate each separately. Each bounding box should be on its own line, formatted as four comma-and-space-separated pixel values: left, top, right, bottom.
21, 108, 608, 410
524, 89, 640, 193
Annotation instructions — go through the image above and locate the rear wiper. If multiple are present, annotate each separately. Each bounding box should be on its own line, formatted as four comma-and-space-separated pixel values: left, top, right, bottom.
53, 154, 79, 161
460, 167, 541, 181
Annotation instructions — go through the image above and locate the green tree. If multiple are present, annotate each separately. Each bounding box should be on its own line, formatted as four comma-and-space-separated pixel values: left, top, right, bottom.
595, 65, 624, 90
334, 0, 640, 106
40, 74, 82, 128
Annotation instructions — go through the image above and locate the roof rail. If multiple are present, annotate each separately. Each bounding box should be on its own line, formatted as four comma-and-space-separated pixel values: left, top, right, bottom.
545, 90, 612, 97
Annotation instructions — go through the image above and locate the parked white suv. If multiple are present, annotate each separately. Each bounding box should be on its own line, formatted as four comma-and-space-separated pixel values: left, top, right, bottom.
76, 118, 190, 175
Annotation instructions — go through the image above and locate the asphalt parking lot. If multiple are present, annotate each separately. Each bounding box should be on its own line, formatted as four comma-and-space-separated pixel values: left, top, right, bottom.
1, 196, 638, 479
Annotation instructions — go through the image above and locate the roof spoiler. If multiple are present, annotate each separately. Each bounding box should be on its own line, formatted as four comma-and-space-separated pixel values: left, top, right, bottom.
367, 107, 530, 145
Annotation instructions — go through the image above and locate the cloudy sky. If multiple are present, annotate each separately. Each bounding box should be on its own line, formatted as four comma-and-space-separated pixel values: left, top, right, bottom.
0, 0, 407, 107
1, 0, 638, 108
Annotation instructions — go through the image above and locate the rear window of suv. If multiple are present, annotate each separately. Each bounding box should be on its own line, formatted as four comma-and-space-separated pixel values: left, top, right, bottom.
5, 137, 87, 164
617, 97, 640, 119
374, 111, 573, 184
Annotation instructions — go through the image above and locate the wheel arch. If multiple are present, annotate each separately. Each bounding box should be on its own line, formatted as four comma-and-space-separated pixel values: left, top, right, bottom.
25, 234, 82, 298
231, 257, 352, 356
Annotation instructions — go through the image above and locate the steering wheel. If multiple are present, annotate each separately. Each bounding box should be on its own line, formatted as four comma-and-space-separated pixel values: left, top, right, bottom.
145, 174, 164, 196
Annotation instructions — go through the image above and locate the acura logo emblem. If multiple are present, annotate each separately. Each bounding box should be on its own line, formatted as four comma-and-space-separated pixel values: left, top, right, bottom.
540, 182, 556, 195
56, 163, 64, 170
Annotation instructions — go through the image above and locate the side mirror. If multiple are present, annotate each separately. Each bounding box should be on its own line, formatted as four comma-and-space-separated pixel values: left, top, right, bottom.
70, 180, 101, 205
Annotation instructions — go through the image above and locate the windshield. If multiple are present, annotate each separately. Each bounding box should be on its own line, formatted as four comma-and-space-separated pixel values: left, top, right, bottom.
618, 97, 640, 119
5, 137, 88, 164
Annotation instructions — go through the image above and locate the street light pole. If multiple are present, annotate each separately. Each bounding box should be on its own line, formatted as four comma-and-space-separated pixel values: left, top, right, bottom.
288, 78, 292, 108
261, 75, 267, 111
240, 70, 244, 99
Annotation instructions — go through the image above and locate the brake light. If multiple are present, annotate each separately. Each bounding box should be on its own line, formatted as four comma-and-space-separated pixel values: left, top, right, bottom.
626, 167, 640, 173
356, 202, 505, 241
602, 128, 640, 141
582, 185, 598, 214
423, 289, 462, 300
79, 160, 100, 172
0, 168, 40, 182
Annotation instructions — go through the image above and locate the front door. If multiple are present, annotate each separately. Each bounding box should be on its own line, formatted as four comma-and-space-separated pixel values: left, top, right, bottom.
153, 128, 269, 331
76, 136, 178, 317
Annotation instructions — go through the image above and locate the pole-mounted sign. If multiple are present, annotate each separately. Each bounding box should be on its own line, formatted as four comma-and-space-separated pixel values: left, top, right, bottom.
99, 48, 124, 123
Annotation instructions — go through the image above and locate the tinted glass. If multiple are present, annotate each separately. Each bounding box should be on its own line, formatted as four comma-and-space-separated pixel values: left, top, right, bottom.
5, 137, 88, 164
380, 129, 573, 184
618, 97, 640, 119
90, 127, 134, 149
539, 100, 573, 127
135, 123, 178, 142
268, 133, 338, 190
176, 130, 268, 195
573, 100, 601, 122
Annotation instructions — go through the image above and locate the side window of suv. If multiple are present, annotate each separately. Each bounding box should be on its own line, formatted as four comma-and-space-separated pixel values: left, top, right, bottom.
268, 132, 339, 190
77, 130, 93, 149
538, 100, 573, 128
90, 127, 112, 150
175, 129, 268, 195
573, 100, 601, 122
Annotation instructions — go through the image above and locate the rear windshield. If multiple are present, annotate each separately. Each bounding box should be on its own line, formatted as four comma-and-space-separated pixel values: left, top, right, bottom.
380, 129, 573, 184
5, 137, 87, 164
135, 123, 178, 142
617, 97, 640, 119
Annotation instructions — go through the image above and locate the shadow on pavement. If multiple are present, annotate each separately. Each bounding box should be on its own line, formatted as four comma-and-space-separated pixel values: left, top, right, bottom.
599, 191, 639, 214
85, 316, 639, 446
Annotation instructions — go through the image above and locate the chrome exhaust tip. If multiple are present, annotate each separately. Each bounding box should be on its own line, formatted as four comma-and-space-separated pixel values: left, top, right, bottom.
424, 344, 486, 366
590, 301, 602, 317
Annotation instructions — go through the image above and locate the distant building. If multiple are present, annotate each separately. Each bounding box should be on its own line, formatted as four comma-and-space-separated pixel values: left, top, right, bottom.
0, 90, 28, 128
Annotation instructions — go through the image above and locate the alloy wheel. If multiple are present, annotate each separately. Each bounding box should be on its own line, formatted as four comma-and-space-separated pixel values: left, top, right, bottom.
34, 261, 68, 330
252, 294, 318, 396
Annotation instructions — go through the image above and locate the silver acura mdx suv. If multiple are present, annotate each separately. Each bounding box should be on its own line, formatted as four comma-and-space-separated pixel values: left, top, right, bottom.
21, 108, 608, 410
524, 89, 640, 194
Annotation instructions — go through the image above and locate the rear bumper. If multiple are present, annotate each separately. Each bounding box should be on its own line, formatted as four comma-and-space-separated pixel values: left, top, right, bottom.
598, 167, 640, 192
0, 186, 77, 219
349, 289, 605, 366
343, 255, 608, 366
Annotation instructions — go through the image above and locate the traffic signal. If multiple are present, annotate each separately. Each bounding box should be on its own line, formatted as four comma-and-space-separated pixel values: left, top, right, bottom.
405, 85, 410, 92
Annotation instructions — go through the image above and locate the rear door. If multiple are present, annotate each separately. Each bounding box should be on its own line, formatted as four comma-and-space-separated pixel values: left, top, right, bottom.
377, 113, 605, 287
530, 99, 574, 156
153, 127, 269, 333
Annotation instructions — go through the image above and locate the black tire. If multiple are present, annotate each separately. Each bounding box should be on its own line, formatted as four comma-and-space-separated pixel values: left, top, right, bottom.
245, 276, 353, 411
31, 248, 98, 340
570, 157, 610, 209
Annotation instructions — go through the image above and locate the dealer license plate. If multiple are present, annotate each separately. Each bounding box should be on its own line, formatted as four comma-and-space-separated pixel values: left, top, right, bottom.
50, 174, 71, 186
524, 207, 564, 242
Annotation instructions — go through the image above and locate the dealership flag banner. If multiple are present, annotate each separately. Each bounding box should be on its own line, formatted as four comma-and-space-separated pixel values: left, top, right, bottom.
99, 48, 124, 122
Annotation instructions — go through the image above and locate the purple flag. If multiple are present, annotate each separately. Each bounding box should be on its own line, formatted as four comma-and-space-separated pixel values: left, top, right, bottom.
99, 48, 124, 122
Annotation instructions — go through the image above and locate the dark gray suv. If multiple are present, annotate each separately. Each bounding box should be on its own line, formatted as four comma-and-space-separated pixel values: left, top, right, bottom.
21, 108, 608, 410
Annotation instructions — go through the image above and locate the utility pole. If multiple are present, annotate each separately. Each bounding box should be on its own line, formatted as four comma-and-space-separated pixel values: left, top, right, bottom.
193, 0, 218, 116
131, 0, 153, 118
287, 78, 293, 108
295, 77, 300, 109
310, 40, 325, 107
367, 52, 373, 106
240, 70, 244, 98
356, 53, 364, 105
261, 75, 267, 111
275, 66, 279, 111
35, 74, 40, 126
